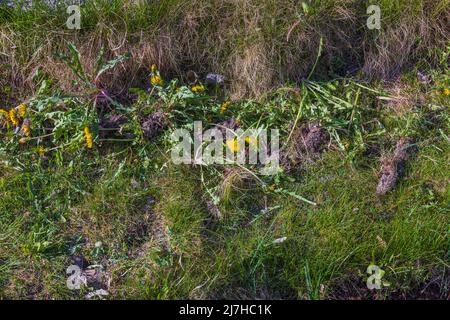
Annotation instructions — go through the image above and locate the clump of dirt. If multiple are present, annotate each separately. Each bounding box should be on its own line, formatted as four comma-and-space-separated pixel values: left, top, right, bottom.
300, 123, 330, 155
68, 255, 111, 291
416, 71, 433, 85
83, 266, 111, 291
216, 117, 240, 137
99, 114, 128, 138
141, 111, 168, 139
376, 137, 417, 196
100, 114, 127, 129
281, 122, 330, 172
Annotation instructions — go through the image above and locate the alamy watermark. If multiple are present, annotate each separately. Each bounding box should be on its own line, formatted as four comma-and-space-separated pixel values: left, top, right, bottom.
366, 264, 389, 290
170, 122, 280, 176
66, 4, 81, 30
65, 3, 381, 31
367, 5, 381, 30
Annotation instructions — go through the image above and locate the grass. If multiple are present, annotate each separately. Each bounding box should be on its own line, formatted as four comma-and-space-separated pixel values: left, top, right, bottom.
1, 131, 448, 299
1, 0, 449, 97
0, 1, 449, 300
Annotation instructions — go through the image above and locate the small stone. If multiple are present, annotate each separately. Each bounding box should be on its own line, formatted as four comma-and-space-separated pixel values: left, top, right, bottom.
272, 237, 287, 244
205, 73, 225, 86
417, 71, 432, 84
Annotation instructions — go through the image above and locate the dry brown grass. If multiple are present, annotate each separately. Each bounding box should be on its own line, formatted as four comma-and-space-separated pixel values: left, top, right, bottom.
382, 81, 426, 116
363, 6, 450, 80
0, 0, 448, 100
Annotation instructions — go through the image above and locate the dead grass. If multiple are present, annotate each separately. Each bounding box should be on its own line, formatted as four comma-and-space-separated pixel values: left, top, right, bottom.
1, 0, 448, 100
363, 7, 450, 80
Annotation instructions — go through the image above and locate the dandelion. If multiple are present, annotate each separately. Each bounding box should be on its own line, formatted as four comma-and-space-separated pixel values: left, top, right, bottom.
22, 124, 31, 137
150, 64, 164, 86
220, 101, 231, 114
18, 103, 27, 117
9, 108, 19, 126
38, 145, 45, 158
226, 138, 240, 152
245, 136, 258, 148
191, 83, 205, 93
151, 74, 164, 87
443, 88, 450, 96
84, 126, 93, 149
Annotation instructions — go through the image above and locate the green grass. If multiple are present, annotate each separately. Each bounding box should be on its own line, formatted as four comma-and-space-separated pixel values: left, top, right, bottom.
1, 130, 448, 299
1, 67, 449, 298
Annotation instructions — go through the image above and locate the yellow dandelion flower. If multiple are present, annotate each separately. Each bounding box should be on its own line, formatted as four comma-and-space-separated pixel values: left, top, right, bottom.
151, 75, 164, 87
18, 104, 27, 117
245, 136, 258, 147
220, 101, 231, 114
443, 88, 450, 96
22, 124, 31, 137
84, 126, 93, 149
38, 145, 45, 158
226, 138, 240, 153
9, 108, 19, 126
191, 83, 205, 93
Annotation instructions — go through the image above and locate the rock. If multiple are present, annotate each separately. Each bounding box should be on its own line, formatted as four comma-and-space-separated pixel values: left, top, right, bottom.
85, 289, 109, 300
205, 73, 225, 86
417, 71, 433, 85
186, 70, 199, 85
